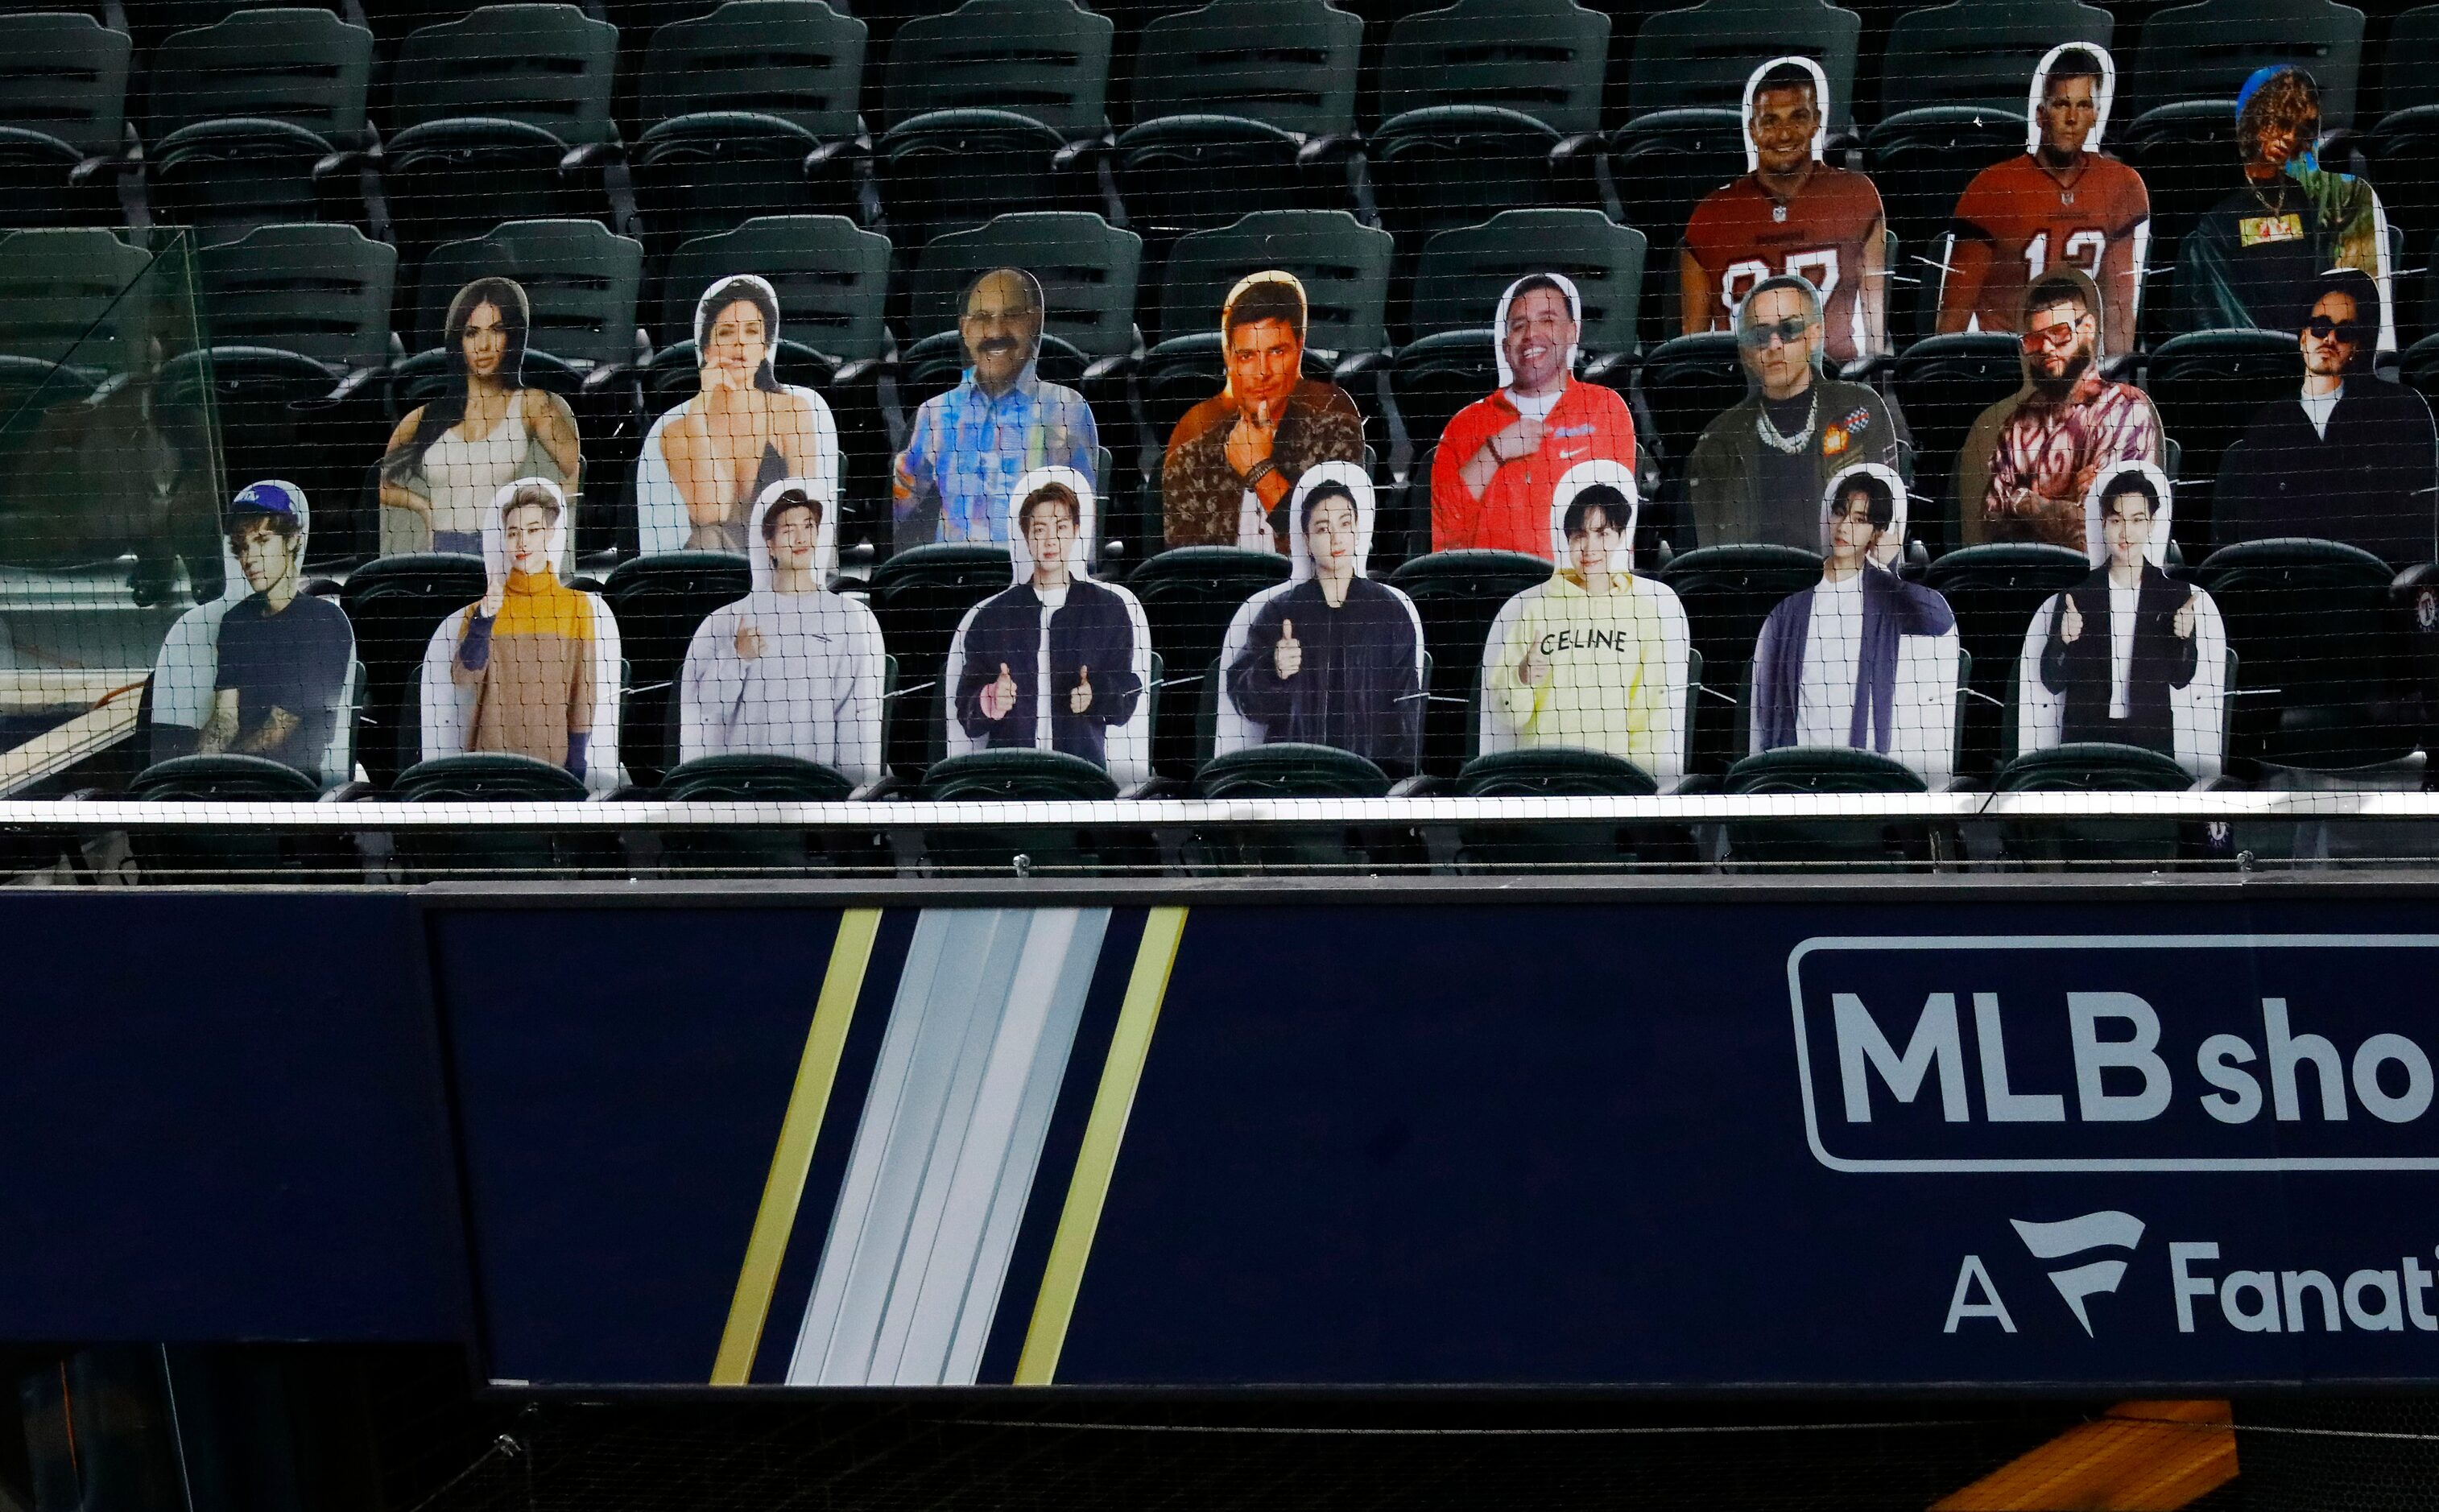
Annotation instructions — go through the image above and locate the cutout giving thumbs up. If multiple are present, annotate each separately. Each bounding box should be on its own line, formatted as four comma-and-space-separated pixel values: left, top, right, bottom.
1069, 664, 1093, 714
1274, 618, 1302, 680
982, 661, 1018, 721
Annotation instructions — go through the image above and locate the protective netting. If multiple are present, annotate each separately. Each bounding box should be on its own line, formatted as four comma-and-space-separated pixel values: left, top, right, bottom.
10, 0, 2439, 878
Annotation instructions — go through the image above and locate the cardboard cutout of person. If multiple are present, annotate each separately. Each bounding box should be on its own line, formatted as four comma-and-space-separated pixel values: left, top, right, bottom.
1680, 56, 1889, 364
2174, 65, 2395, 348
892, 268, 1099, 550
1218, 461, 1425, 772
1478, 461, 1693, 783
2214, 265, 2439, 568
379, 278, 581, 558
1751, 464, 1961, 784
1431, 272, 1638, 556
1937, 44, 2152, 355
1955, 263, 2164, 548
636, 275, 841, 556
148, 479, 355, 783
2019, 459, 2228, 777
1162, 271, 1366, 552
419, 477, 623, 791
677, 475, 886, 779
945, 466, 1152, 781
1688, 274, 1901, 549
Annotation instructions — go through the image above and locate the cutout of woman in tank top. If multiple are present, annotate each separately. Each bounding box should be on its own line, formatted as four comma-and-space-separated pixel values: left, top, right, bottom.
378, 277, 582, 559
655, 275, 836, 554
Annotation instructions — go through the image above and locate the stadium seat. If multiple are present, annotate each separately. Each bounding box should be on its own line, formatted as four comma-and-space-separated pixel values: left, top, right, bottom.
866, 542, 1008, 775
1920, 542, 2089, 775
1387, 331, 1498, 482
1453, 745, 1660, 796
1193, 741, 1390, 796
2144, 329, 2303, 548
2194, 536, 2416, 770
1113, 0, 1367, 240
2114, 102, 2234, 254
1408, 209, 1648, 359
1994, 740, 2196, 791
657, 751, 886, 874
874, 0, 1115, 247
1658, 542, 1821, 770
1864, 114, 2026, 296
599, 550, 752, 788
0, 226, 148, 371
143, 8, 375, 245
1631, 332, 1743, 490
391, 752, 612, 877
338, 552, 487, 788
662, 751, 854, 800
126, 752, 348, 880
196, 225, 395, 377
632, 0, 867, 258
1153, 209, 1392, 357
1875, 0, 2111, 122
2363, 6, 2439, 246
383, 5, 627, 260
1449, 745, 1697, 869
922, 746, 1119, 799
1722, 743, 1936, 864
130, 752, 320, 800
1887, 333, 2022, 552
393, 750, 593, 799
1126, 545, 1290, 777
158, 345, 374, 567
1367, 0, 1613, 243
0, 14, 130, 232
657, 214, 889, 362
2123, 0, 2363, 130
415, 219, 644, 373
908, 211, 1143, 360
919, 746, 1152, 874
1388, 548, 1555, 776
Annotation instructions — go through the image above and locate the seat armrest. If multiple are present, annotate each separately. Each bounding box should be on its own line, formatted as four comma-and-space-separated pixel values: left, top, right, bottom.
1387, 773, 1441, 797
1837, 353, 1893, 384
560, 140, 625, 172
1082, 352, 1138, 385
1581, 349, 1635, 385
833, 354, 892, 386
580, 362, 635, 395
1548, 130, 1607, 166
1296, 132, 1364, 167
803, 136, 868, 176
1120, 775, 1185, 799
849, 773, 903, 800
310, 147, 374, 183
1330, 350, 1390, 382
1052, 135, 1113, 174
320, 779, 378, 803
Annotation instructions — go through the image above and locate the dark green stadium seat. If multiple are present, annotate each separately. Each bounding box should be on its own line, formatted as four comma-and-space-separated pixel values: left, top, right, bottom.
663, 752, 855, 800
392, 752, 610, 878
158, 346, 372, 566
910, 212, 1143, 358
1875, 0, 2111, 121
1154, 209, 1393, 355
1128, 546, 1289, 777
658, 752, 887, 874
130, 753, 320, 800
2365, 12, 2439, 246
1607, 114, 1746, 308
2123, 0, 2363, 129
1194, 741, 1390, 797
1992, 740, 2206, 864
1454, 745, 1659, 795
1659, 543, 1821, 771
1387, 331, 1498, 489
875, 0, 1114, 246
922, 746, 1119, 799
2146, 330, 2302, 548
1864, 113, 2023, 295
2115, 104, 2233, 254
1408, 209, 1647, 357
1922, 541, 2088, 775
1619, 0, 1862, 129
658, 214, 889, 361
0, 14, 129, 232
1451, 744, 1694, 868
1114, 0, 1366, 239
633, 1, 866, 258
1369, 0, 1612, 242
143, 9, 374, 245
127, 753, 347, 880
1389, 548, 1552, 775
1724, 744, 1933, 865
415, 219, 645, 372
1887, 333, 2023, 552
869, 543, 1008, 775
2196, 537, 2416, 770
394, 751, 593, 799
1995, 741, 2195, 791
920, 747, 1151, 874
197, 225, 395, 375
1631, 333, 1742, 489
601, 550, 752, 788
340, 554, 487, 787
0, 227, 147, 372
384, 5, 626, 258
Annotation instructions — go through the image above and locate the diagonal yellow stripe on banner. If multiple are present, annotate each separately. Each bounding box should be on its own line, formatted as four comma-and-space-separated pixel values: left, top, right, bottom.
709, 907, 882, 1385
1014, 906, 1188, 1386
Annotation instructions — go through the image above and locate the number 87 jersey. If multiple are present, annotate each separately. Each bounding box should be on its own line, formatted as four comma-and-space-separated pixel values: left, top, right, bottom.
1681, 163, 1887, 366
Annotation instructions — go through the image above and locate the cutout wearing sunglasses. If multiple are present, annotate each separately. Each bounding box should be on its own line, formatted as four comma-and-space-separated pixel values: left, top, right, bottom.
1738, 315, 1813, 349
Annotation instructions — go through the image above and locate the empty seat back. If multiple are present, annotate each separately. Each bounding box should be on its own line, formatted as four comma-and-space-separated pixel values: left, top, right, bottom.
0, 12, 127, 159
1376, 0, 1607, 135
2126, 0, 2364, 129
911, 212, 1143, 357
0, 226, 147, 369
1128, 0, 1363, 135
1877, 0, 2111, 119
418, 218, 645, 368
1156, 208, 1392, 353
659, 214, 889, 362
879, 0, 1114, 137
197, 223, 395, 372
639, 0, 864, 137
147, 7, 371, 143
391, 3, 621, 145
1620, 0, 1862, 129
1409, 209, 1647, 351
